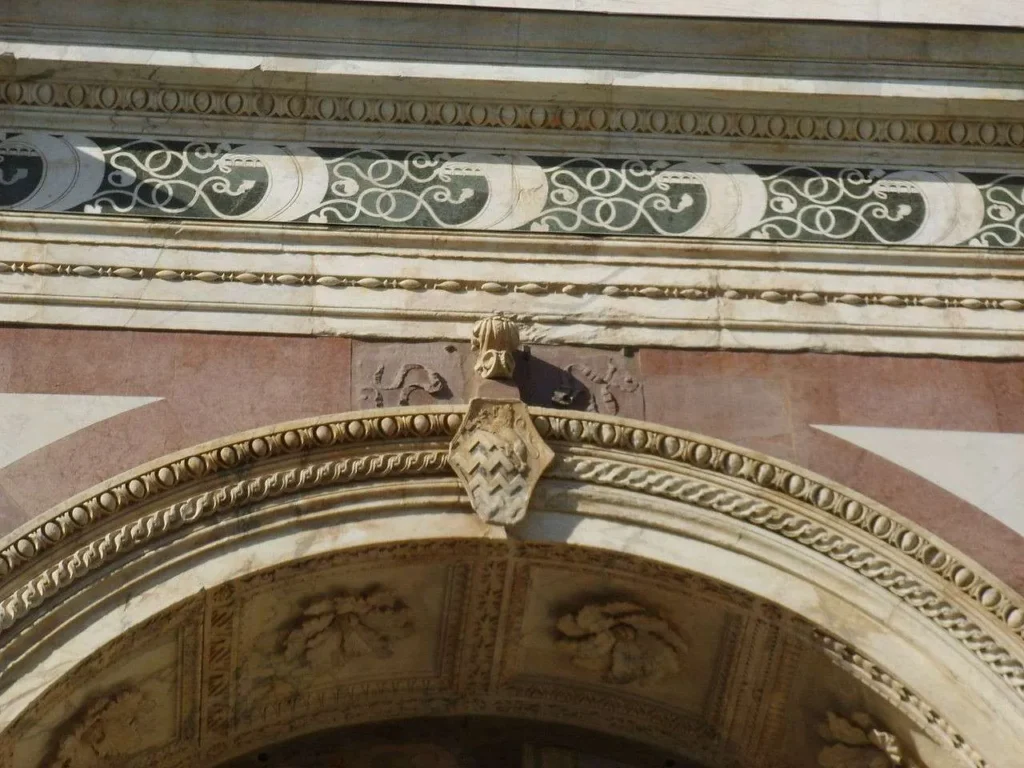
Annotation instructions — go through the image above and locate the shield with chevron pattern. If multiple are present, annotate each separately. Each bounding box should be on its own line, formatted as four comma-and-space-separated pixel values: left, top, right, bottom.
447, 399, 554, 526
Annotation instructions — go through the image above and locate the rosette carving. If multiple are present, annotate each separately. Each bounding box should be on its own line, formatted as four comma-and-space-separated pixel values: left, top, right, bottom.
51, 687, 153, 768
555, 601, 687, 685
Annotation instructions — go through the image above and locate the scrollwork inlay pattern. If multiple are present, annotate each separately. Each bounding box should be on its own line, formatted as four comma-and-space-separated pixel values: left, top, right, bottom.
2, 132, 1022, 247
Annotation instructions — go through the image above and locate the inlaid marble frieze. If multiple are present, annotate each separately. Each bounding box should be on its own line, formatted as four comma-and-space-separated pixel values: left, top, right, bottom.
2, 132, 1022, 247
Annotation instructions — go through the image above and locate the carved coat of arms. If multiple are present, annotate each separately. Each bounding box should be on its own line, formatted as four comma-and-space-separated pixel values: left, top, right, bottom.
447, 399, 553, 526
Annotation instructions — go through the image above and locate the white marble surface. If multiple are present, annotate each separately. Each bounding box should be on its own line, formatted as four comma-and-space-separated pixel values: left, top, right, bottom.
3, 0, 1021, 198
347, 0, 1024, 27
814, 426, 1024, 538
1, 212, 1022, 357
7, 40, 1022, 104
0, 394, 161, 469
4, 0, 1022, 127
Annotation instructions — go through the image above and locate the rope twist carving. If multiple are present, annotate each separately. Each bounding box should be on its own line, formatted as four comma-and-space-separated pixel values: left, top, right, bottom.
0, 450, 449, 635
557, 455, 1024, 700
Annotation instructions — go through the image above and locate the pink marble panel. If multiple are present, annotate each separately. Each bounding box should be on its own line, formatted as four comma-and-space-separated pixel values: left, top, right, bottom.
0, 328, 351, 531
640, 349, 1024, 592
0, 329, 1021, 596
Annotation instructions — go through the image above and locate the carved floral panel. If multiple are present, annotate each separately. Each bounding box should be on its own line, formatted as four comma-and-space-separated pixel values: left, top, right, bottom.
1, 600, 202, 768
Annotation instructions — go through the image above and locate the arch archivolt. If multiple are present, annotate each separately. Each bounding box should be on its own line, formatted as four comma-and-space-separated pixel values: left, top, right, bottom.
0, 406, 1021, 767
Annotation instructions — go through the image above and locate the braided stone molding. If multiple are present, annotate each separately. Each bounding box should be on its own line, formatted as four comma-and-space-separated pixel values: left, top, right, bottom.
0, 410, 462, 584
1, 407, 1023, 709
817, 632, 986, 768
0, 449, 451, 636
2, 260, 1022, 314
529, 415, 1024, 696
3, 81, 1023, 150
551, 450, 1024, 702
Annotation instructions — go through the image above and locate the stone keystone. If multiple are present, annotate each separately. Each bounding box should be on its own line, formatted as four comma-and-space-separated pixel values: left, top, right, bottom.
447, 399, 553, 526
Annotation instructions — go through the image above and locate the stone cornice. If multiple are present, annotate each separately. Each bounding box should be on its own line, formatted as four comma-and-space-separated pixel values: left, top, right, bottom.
4, 0, 1023, 171
3, 80, 1023, 156
6, 1, 1024, 78
329, 0, 1024, 27
2, 212, 1022, 357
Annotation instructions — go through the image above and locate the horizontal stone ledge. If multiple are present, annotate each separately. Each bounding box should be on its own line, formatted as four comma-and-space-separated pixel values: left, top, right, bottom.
6, 0, 1024, 73
7, 43, 1024, 105
347, 0, 1024, 28
2, 212, 1021, 356
1, 286, 1022, 358
3, 210, 1023, 274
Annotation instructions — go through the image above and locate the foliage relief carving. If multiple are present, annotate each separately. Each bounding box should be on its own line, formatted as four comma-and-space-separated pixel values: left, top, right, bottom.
360, 363, 448, 407
818, 712, 919, 768
282, 588, 414, 668
51, 687, 155, 768
555, 601, 687, 685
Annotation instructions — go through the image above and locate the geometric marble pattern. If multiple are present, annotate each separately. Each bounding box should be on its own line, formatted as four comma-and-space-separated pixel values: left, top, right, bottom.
813, 425, 1024, 538
0, 393, 161, 469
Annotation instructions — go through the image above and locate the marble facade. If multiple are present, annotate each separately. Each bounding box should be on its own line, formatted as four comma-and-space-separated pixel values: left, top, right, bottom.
0, 329, 1022, 592
0, 399, 1019, 767
1, 2, 1023, 766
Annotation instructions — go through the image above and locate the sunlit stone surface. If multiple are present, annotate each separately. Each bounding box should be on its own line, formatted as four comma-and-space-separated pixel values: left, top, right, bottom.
0, 2, 1022, 767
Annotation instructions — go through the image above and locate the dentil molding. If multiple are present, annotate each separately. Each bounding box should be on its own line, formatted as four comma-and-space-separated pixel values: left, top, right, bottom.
4, 0, 1024, 172
2, 84, 1023, 153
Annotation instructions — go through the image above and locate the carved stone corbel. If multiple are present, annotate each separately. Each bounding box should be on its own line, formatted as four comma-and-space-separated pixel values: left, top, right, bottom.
471, 314, 520, 380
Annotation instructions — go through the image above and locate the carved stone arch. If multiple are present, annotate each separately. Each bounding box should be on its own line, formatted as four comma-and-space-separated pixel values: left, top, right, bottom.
0, 405, 1021, 767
